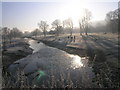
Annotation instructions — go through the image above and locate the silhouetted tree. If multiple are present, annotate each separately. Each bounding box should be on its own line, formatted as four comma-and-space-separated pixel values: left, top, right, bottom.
10, 27, 23, 46
2, 27, 23, 49
23, 31, 30, 37
2, 27, 9, 50
57, 26, 64, 34
79, 9, 92, 35
79, 19, 84, 35
11, 27, 23, 38
52, 19, 61, 36
63, 18, 73, 36
38, 21, 49, 37
105, 9, 118, 33
7, 28, 13, 44
31, 29, 40, 38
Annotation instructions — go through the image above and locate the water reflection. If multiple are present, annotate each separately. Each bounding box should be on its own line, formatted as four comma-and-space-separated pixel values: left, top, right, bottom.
28, 39, 45, 53
8, 39, 95, 87
69, 54, 84, 69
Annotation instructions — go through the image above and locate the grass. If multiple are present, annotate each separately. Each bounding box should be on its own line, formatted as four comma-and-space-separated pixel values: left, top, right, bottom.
2, 68, 96, 88
2, 33, 119, 88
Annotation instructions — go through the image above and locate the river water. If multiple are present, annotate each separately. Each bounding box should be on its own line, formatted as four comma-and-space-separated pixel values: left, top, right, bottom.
8, 39, 96, 88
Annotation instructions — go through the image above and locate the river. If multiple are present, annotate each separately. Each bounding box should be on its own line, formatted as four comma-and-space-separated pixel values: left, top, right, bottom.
8, 39, 96, 88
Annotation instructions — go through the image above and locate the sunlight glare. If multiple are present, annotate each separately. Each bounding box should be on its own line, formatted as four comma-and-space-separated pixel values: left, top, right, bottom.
69, 54, 83, 69
59, 1, 88, 27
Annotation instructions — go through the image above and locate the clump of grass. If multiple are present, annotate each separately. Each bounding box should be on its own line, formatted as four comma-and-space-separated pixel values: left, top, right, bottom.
2, 66, 97, 88
92, 54, 119, 88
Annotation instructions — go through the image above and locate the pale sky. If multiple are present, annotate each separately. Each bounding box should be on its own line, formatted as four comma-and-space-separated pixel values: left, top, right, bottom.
1, 0, 119, 32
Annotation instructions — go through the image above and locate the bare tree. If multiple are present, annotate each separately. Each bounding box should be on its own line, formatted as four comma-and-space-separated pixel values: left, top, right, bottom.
63, 21, 65, 28
2, 27, 9, 50
23, 31, 30, 37
52, 19, 61, 36
79, 9, 92, 35
2, 27, 23, 50
7, 28, 13, 44
31, 29, 40, 38
38, 21, 49, 37
11, 27, 23, 38
10, 27, 23, 46
63, 18, 73, 36
79, 19, 84, 35
105, 10, 118, 33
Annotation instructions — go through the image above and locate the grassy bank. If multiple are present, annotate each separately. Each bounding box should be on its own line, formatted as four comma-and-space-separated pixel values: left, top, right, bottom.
37, 34, 119, 88
2, 38, 33, 87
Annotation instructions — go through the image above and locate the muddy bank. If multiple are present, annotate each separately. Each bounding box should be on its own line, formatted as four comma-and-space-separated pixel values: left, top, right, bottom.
2, 38, 33, 74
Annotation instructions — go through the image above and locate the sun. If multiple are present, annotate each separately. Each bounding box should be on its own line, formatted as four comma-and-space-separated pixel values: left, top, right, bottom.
59, 1, 86, 27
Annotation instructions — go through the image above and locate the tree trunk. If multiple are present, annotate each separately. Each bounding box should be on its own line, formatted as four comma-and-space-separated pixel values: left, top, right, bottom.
70, 28, 73, 36
85, 31, 88, 35
43, 29, 45, 37
56, 26, 59, 36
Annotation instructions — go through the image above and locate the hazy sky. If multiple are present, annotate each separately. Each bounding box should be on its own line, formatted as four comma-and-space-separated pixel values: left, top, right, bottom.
2, 1, 118, 32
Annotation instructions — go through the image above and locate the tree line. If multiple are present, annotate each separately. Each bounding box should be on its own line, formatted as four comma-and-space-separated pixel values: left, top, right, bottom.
1, 27, 23, 51
34, 8, 119, 38
105, 8, 119, 33
1, 7, 119, 50
36, 9, 92, 38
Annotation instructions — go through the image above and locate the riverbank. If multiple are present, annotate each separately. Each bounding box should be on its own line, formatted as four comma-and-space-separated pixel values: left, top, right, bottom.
2, 33, 119, 88
2, 38, 33, 74
36, 33, 119, 88
7, 39, 97, 88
